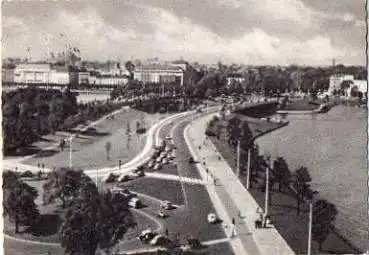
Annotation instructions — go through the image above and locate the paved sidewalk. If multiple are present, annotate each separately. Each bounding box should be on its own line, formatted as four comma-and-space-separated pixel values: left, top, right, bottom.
186, 114, 295, 255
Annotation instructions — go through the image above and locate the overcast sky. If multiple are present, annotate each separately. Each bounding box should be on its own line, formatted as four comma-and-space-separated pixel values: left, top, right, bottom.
2, 0, 366, 65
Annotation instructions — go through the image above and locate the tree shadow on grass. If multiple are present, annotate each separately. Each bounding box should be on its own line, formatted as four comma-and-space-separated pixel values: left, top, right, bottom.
5, 146, 59, 158
33, 149, 60, 158
24, 214, 61, 237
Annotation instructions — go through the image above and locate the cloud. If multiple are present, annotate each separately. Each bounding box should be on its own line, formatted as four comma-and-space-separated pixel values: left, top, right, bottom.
1, 0, 365, 65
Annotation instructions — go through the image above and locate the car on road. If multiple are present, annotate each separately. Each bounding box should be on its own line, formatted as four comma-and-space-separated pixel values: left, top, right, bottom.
117, 174, 131, 182
160, 200, 174, 210
207, 213, 218, 224
157, 210, 168, 218
128, 197, 142, 208
139, 229, 157, 243
147, 160, 155, 168
156, 157, 162, 163
150, 234, 171, 246
189, 157, 195, 163
130, 169, 145, 178
160, 151, 167, 158
165, 146, 172, 152
162, 158, 168, 165
153, 163, 162, 170
111, 187, 137, 198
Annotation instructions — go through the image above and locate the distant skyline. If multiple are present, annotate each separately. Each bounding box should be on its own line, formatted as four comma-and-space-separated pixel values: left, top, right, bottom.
2, 0, 366, 66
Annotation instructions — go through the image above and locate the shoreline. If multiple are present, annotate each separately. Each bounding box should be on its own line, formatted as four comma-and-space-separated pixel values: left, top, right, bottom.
209, 112, 362, 254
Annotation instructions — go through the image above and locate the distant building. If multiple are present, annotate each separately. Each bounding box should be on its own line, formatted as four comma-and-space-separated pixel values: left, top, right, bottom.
329, 74, 367, 96
14, 63, 52, 84
133, 63, 184, 85
2, 68, 15, 83
226, 74, 245, 86
348, 80, 367, 97
328, 74, 354, 93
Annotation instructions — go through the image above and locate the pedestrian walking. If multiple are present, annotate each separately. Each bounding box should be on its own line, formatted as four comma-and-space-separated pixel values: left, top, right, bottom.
230, 217, 236, 237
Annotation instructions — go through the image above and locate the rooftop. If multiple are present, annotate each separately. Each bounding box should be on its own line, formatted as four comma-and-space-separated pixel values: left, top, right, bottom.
15, 63, 51, 71
135, 64, 184, 72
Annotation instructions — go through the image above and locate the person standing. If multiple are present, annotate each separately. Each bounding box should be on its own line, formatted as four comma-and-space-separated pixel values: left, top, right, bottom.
231, 217, 236, 237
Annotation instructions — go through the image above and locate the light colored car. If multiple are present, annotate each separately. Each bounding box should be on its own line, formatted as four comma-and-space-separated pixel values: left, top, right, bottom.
117, 174, 131, 182
160, 200, 174, 210
165, 146, 172, 152
162, 158, 168, 164
207, 213, 217, 224
128, 197, 142, 208
139, 229, 157, 242
147, 160, 155, 168
153, 163, 161, 170
160, 152, 167, 158
156, 157, 162, 163
150, 235, 171, 246
157, 210, 168, 218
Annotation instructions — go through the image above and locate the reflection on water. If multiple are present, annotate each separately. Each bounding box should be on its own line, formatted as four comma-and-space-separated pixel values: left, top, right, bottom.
255, 105, 367, 252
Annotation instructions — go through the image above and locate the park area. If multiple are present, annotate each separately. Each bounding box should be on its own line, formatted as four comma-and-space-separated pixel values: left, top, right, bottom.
21, 108, 168, 170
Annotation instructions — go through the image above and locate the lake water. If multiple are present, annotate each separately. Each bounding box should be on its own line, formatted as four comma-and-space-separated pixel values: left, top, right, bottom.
255, 105, 367, 252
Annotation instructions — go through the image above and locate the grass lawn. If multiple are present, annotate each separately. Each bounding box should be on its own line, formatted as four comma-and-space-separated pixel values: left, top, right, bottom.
100, 177, 185, 206
22, 109, 168, 170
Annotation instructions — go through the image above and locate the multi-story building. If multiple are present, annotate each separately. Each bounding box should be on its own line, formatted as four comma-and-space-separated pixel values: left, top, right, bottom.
13, 63, 70, 84
328, 74, 354, 93
2, 68, 15, 83
133, 63, 184, 86
328, 74, 367, 96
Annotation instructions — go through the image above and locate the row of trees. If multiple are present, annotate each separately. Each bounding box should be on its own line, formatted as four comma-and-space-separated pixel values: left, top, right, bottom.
208, 117, 339, 251
3, 168, 136, 255
2, 87, 128, 153
111, 61, 366, 100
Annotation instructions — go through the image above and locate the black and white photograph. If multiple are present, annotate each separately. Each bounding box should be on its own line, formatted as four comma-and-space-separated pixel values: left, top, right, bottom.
1, 0, 368, 254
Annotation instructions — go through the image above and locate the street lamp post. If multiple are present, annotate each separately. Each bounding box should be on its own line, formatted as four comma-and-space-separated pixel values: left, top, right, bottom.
307, 202, 313, 255
236, 140, 240, 177
246, 147, 251, 189
264, 156, 270, 218
69, 136, 73, 169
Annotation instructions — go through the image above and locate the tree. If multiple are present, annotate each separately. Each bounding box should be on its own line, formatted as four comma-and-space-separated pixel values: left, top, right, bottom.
312, 199, 338, 251
3, 171, 40, 233
59, 187, 136, 255
272, 157, 291, 192
105, 141, 112, 160
43, 168, 93, 208
292, 166, 312, 215
125, 61, 135, 80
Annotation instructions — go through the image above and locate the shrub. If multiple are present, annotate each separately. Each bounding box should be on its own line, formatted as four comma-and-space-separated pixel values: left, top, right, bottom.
20, 170, 34, 178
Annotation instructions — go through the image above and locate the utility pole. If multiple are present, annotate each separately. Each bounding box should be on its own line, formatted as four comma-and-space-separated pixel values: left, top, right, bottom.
236, 140, 240, 177
307, 202, 313, 255
69, 136, 73, 169
246, 147, 251, 189
264, 159, 270, 218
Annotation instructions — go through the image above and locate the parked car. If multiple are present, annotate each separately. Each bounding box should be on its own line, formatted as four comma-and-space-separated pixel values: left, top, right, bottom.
147, 160, 155, 168
117, 174, 131, 182
160, 200, 174, 210
207, 213, 217, 224
102, 173, 118, 183
139, 229, 157, 242
150, 235, 171, 246
132, 168, 145, 177
128, 197, 142, 208
153, 163, 161, 170
162, 158, 168, 165
156, 157, 162, 163
189, 157, 195, 163
157, 210, 168, 218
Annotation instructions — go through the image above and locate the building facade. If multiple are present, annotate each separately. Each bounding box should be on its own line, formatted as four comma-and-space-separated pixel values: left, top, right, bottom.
133, 64, 184, 86
328, 74, 355, 93
2, 68, 15, 83
13, 63, 70, 84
